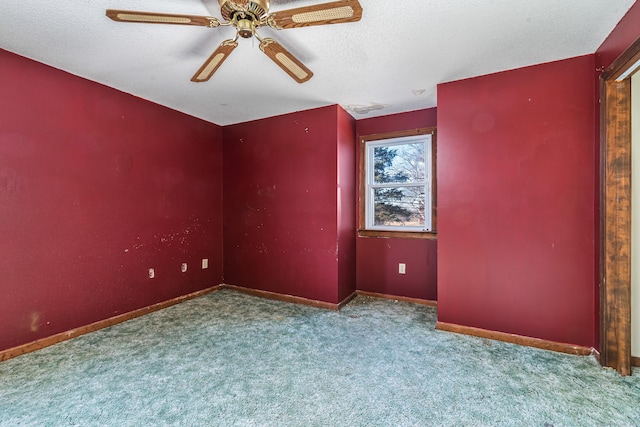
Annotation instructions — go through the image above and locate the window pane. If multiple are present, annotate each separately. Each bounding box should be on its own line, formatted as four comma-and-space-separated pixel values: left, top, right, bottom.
373, 143, 425, 184
373, 186, 426, 227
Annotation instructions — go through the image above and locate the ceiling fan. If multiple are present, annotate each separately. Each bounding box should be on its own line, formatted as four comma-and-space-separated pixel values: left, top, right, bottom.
106, 0, 363, 84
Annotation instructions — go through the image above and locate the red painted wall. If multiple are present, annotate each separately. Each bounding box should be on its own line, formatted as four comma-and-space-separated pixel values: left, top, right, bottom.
222, 105, 356, 304
7, 0, 636, 355
0, 49, 223, 352
337, 107, 357, 302
437, 55, 597, 347
355, 109, 438, 301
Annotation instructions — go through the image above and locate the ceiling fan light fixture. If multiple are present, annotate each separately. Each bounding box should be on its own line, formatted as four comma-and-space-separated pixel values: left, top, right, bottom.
236, 18, 255, 38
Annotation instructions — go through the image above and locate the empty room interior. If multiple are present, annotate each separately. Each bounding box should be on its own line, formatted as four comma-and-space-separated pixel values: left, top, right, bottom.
2, 0, 640, 425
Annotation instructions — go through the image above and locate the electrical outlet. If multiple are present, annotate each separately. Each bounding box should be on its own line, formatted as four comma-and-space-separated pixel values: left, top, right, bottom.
148, 268, 155, 279
202, 258, 208, 269
181, 263, 188, 273
399, 263, 406, 274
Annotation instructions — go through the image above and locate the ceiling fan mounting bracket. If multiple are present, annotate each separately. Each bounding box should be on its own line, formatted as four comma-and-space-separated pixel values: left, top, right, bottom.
219, 0, 269, 22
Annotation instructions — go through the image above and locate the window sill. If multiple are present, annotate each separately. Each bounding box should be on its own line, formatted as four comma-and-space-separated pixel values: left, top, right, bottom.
358, 229, 438, 240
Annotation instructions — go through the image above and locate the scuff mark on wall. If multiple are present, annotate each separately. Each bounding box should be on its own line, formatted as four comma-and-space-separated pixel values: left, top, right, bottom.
146, 216, 204, 254
0, 168, 20, 201
29, 312, 40, 332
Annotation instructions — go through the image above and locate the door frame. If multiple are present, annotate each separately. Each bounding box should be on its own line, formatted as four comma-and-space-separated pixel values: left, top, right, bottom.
600, 36, 640, 376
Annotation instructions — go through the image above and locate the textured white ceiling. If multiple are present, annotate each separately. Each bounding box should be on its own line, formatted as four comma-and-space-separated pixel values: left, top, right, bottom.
0, 0, 635, 125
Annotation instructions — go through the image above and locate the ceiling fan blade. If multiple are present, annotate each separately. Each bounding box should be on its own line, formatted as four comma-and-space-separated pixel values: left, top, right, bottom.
259, 39, 313, 83
266, 0, 362, 29
106, 9, 220, 27
191, 40, 239, 83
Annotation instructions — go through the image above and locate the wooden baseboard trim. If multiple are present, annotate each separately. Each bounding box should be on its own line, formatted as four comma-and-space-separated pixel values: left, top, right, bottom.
632, 356, 640, 367
435, 321, 594, 357
356, 290, 437, 307
221, 284, 346, 310
338, 291, 358, 309
0, 285, 222, 363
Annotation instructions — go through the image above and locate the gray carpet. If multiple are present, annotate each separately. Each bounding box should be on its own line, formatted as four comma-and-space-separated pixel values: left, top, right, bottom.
0, 289, 639, 426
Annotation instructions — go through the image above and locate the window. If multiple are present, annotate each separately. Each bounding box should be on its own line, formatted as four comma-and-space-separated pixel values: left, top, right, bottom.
359, 128, 436, 239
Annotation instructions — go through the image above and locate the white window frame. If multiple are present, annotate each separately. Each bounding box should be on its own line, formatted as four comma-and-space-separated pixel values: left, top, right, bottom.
365, 133, 433, 232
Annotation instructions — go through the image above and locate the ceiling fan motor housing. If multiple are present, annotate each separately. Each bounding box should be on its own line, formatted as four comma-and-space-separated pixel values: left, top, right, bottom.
218, 0, 270, 22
